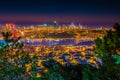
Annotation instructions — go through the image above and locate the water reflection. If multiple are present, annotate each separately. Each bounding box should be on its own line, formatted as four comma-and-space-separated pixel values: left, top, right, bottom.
21, 39, 95, 46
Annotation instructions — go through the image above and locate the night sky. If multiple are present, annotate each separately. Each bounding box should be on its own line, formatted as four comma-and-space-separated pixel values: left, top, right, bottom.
0, 0, 120, 26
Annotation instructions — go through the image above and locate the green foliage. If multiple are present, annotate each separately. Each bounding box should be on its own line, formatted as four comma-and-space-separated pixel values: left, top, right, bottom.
83, 65, 100, 80
41, 59, 64, 80
93, 23, 120, 80
113, 54, 120, 64
95, 23, 120, 55
0, 30, 38, 80
41, 58, 83, 80
43, 70, 64, 80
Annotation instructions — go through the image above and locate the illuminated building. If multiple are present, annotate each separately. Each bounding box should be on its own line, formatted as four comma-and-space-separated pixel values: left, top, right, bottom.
53, 21, 58, 28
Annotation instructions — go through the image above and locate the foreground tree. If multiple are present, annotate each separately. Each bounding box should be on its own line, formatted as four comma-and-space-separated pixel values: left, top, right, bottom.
0, 24, 39, 80
94, 23, 120, 80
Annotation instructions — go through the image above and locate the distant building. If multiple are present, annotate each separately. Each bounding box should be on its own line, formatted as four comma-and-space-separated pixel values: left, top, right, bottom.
53, 21, 58, 28
79, 24, 83, 30
69, 22, 76, 28
43, 23, 47, 27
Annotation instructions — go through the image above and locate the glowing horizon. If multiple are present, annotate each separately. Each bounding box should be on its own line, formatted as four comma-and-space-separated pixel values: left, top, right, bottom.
0, 14, 119, 26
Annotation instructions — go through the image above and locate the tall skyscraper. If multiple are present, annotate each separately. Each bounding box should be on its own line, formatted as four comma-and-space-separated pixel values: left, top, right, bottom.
53, 21, 58, 28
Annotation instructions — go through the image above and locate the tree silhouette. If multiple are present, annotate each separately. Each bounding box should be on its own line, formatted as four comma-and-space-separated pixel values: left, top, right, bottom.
0, 24, 38, 80
94, 23, 120, 80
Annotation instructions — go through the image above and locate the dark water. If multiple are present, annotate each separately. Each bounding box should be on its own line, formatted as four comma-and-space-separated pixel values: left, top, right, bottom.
0, 39, 95, 46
